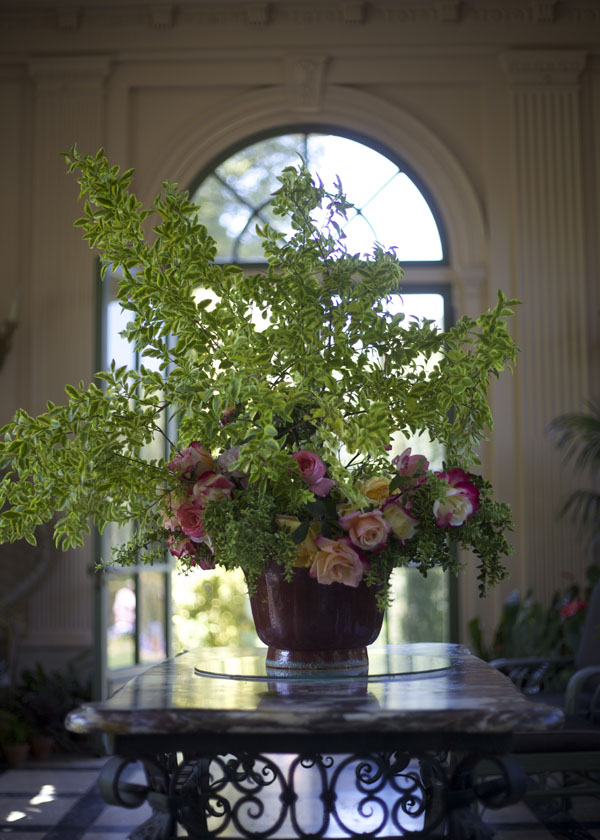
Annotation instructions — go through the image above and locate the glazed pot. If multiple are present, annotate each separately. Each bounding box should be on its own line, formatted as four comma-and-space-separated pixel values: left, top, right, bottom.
249, 563, 385, 671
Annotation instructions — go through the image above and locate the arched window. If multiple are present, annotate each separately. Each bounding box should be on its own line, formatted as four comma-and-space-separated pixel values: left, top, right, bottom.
189, 131, 446, 264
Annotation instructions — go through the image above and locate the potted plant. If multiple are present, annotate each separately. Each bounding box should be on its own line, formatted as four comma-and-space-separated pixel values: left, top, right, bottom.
17, 659, 92, 756
0, 708, 31, 766
548, 398, 600, 550
0, 147, 518, 667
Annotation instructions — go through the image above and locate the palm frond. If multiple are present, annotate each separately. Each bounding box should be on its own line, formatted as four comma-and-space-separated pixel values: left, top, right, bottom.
547, 398, 600, 475
561, 490, 600, 544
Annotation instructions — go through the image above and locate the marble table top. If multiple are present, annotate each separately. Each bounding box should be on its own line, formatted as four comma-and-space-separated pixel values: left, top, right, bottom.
66, 644, 563, 739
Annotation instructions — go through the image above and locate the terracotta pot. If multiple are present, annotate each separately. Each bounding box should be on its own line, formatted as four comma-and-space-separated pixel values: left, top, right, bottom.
249, 563, 385, 671
30, 734, 54, 761
2, 743, 30, 766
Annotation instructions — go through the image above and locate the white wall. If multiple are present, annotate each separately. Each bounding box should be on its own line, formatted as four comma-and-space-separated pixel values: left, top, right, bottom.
0, 0, 598, 668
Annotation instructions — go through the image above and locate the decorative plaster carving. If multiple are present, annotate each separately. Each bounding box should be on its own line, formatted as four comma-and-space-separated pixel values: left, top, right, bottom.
149, 4, 174, 28
436, 1, 462, 23
531, 0, 557, 23
56, 6, 80, 29
501, 49, 587, 88
1, 1, 599, 29
342, 2, 367, 23
284, 55, 327, 111
245, 3, 270, 25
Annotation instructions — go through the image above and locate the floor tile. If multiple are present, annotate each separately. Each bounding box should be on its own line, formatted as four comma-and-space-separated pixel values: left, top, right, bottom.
90, 801, 152, 828
0, 794, 77, 826
0, 770, 100, 795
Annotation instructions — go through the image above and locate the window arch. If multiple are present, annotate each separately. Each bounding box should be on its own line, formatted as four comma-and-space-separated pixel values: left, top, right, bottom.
188, 129, 448, 266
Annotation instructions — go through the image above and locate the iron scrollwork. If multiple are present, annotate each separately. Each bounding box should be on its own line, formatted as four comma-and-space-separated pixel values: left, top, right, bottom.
99, 749, 527, 839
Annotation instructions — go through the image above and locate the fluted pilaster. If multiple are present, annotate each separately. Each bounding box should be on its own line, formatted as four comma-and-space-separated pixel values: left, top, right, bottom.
502, 50, 590, 600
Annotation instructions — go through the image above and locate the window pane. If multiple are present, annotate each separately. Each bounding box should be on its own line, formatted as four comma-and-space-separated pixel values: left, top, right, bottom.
139, 571, 168, 664
107, 577, 136, 669
191, 132, 444, 263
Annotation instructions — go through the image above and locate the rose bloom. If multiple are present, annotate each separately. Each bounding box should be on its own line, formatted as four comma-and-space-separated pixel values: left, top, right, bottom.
339, 509, 391, 552
276, 515, 320, 568
168, 442, 215, 479
176, 499, 207, 540
433, 468, 480, 527
193, 471, 235, 504
291, 450, 335, 497
382, 500, 418, 542
392, 448, 429, 485
358, 476, 390, 503
309, 536, 367, 587
336, 501, 360, 518
160, 489, 189, 531
167, 534, 215, 569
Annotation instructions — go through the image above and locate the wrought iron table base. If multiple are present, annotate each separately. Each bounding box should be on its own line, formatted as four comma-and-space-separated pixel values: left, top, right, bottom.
99, 747, 527, 840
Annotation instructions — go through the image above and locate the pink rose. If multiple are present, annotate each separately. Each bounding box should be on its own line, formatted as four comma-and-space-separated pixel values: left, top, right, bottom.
381, 500, 418, 542
309, 536, 367, 587
291, 450, 335, 497
160, 486, 191, 531
167, 534, 215, 569
339, 509, 391, 552
193, 471, 235, 504
392, 448, 429, 485
168, 442, 215, 480
433, 468, 480, 527
216, 446, 249, 488
176, 499, 207, 540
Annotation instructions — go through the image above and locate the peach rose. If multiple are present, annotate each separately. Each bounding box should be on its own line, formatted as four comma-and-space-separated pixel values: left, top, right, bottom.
358, 476, 391, 503
339, 509, 391, 552
309, 536, 367, 587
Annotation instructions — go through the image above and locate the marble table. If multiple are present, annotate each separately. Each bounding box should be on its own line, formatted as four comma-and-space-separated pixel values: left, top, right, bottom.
66, 643, 563, 839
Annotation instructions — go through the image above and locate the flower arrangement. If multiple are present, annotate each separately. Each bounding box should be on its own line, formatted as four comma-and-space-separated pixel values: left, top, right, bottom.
163, 439, 508, 607
0, 147, 518, 608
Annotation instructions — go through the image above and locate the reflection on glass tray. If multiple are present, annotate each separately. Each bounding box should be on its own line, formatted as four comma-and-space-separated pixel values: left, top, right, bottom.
194, 651, 453, 682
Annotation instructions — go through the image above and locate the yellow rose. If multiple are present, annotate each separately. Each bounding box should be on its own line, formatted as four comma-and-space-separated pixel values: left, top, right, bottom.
336, 501, 360, 518
276, 516, 320, 567
358, 476, 391, 503
382, 502, 418, 542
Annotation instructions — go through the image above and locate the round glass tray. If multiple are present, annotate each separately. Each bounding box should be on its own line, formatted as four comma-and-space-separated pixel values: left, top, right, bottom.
194, 651, 452, 682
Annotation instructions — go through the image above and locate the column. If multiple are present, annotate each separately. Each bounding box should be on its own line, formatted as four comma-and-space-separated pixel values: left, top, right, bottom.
502, 50, 590, 602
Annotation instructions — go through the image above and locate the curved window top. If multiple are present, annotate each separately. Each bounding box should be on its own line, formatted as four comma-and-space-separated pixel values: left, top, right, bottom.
190, 132, 445, 264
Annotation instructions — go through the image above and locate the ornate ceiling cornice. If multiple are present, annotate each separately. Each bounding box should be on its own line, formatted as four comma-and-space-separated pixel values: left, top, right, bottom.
0, 1, 599, 31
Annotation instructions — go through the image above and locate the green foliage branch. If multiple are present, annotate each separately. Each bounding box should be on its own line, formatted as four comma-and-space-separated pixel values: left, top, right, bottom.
0, 147, 519, 601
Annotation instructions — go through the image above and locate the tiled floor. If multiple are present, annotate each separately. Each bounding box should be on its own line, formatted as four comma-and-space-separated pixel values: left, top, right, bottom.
0, 753, 599, 839
0, 754, 152, 840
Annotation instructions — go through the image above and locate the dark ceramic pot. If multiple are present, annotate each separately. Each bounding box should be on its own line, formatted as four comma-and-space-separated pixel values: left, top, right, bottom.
249, 563, 385, 671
